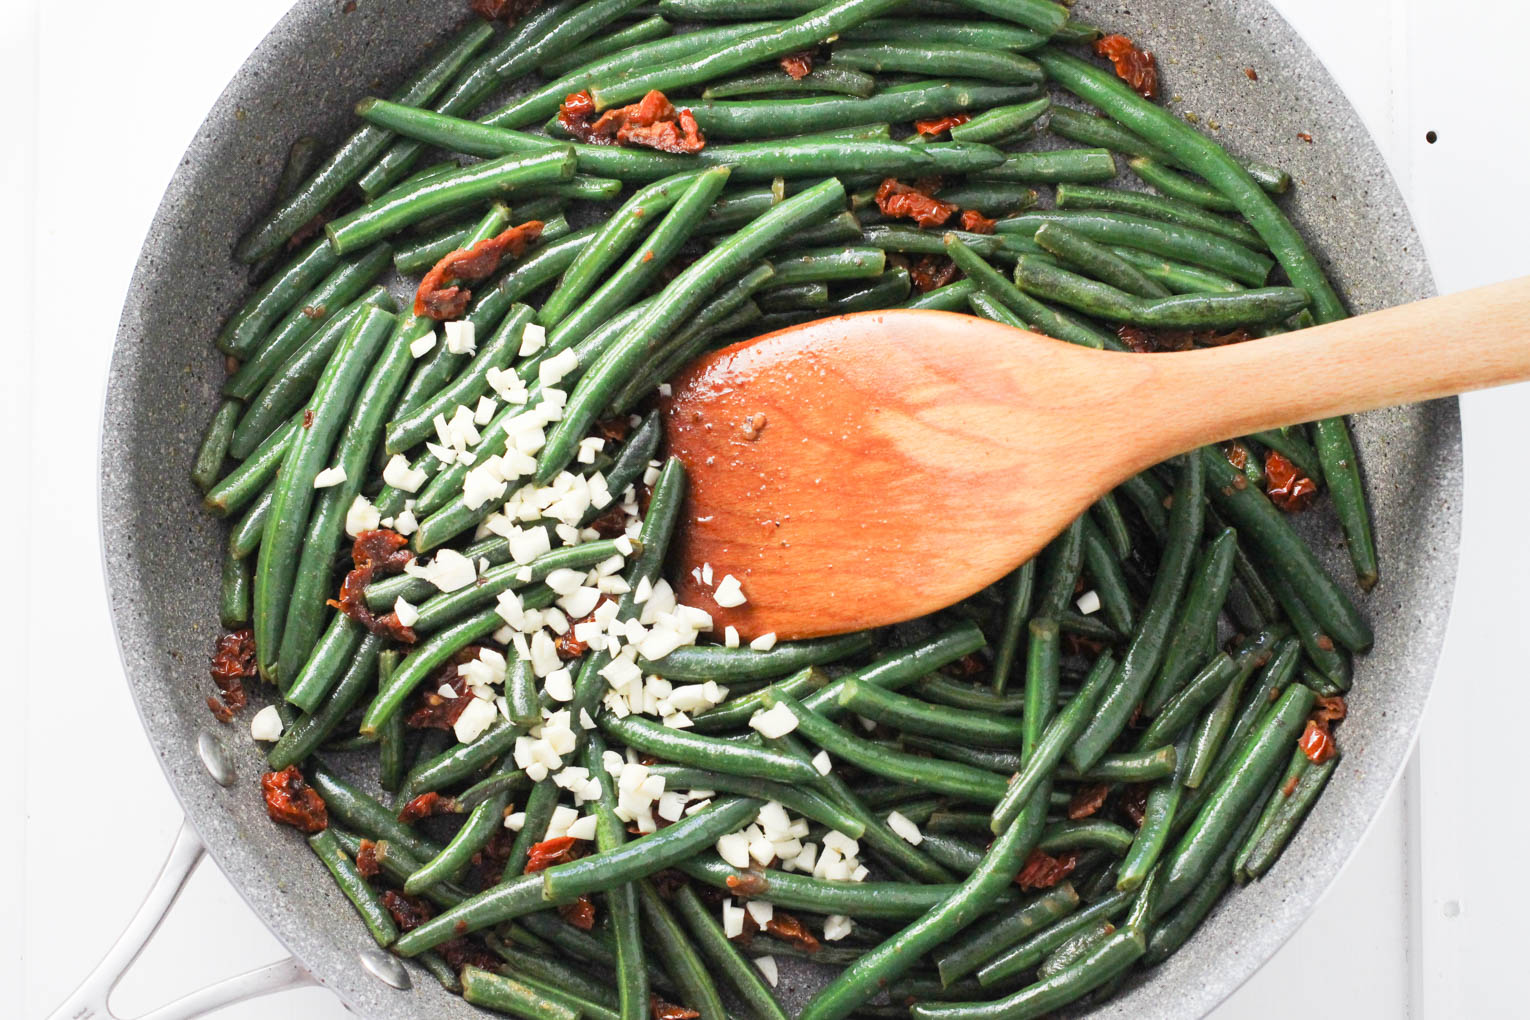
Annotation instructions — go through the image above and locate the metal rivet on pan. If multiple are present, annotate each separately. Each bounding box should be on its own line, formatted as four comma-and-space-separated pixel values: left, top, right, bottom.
196, 729, 236, 787
359, 948, 412, 990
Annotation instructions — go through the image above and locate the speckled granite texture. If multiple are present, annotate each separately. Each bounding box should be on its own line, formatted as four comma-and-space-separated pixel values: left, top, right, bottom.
99, 1, 1455, 1016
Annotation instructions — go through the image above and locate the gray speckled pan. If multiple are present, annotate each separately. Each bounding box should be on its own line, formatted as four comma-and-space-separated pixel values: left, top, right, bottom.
98, 1, 1455, 1017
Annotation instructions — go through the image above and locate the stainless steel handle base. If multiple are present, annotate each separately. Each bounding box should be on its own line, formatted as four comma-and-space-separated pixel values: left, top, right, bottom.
46, 819, 315, 1020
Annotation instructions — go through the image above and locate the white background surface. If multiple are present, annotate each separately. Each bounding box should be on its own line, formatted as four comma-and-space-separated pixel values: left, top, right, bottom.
4, 0, 1527, 1016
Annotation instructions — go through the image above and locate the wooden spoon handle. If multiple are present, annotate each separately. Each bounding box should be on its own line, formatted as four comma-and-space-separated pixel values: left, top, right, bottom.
1130, 275, 1530, 459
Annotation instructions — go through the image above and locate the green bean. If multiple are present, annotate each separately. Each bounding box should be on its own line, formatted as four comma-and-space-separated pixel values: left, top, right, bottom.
842, 16, 1047, 51
1036, 919, 1116, 981
550, 167, 735, 359
284, 614, 365, 716
252, 306, 394, 682
974, 887, 1133, 986
919, 925, 1147, 1020
1036, 518, 1084, 619
460, 966, 581, 1020
405, 759, 518, 895
989, 645, 1113, 834
1011, 255, 1307, 328
783, 209, 867, 247
1182, 653, 1244, 790
276, 309, 415, 682
598, 711, 821, 784
192, 400, 241, 491
1070, 452, 1204, 771
836, 43, 1046, 83
1249, 426, 1323, 486
656, 0, 961, 14
1251, 549, 1351, 691
540, 173, 707, 331
569, 748, 643, 1020
836, 678, 1026, 745
465, 223, 601, 339
488, 23, 777, 130
990, 561, 1035, 695
308, 759, 443, 861
900, 736, 1020, 776
269, 633, 379, 770
703, 62, 877, 99
376, 657, 407, 794
358, 0, 647, 197
1080, 516, 1134, 635
590, 0, 908, 109
1039, 50, 1375, 585
328, 149, 577, 256
1034, 221, 1169, 299
696, 184, 784, 235
917, 832, 986, 875
1115, 743, 1186, 893
1000, 213, 1271, 291
932, 183, 1040, 217
1201, 447, 1371, 653
1045, 105, 1290, 196
1157, 683, 1315, 912
306, 828, 398, 947
754, 281, 828, 312
223, 245, 395, 401
945, 97, 1051, 145
219, 544, 251, 628
903, 278, 976, 311
504, 782, 563, 883
384, 305, 534, 454
944, 236, 1122, 350
1238, 750, 1337, 881
1128, 157, 1238, 212
863, 223, 999, 258
1141, 806, 1258, 968
360, 608, 504, 734
394, 201, 512, 274
675, 854, 990, 921
692, 78, 1038, 139
644, 631, 874, 682
796, 751, 1053, 1020
772, 689, 1009, 802
975, 148, 1116, 184
671, 884, 789, 1020
230, 289, 397, 458
635, 881, 726, 1020
1053, 182, 1266, 250
1143, 527, 1239, 717
330, 831, 467, 911
538, 178, 846, 482
540, 15, 673, 78
220, 239, 344, 355
934, 884, 1080, 986
233, 22, 494, 262
1108, 246, 1243, 295
695, 623, 981, 733
768, 246, 886, 285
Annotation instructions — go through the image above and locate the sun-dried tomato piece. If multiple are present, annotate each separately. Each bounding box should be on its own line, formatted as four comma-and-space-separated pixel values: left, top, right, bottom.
438, 934, 501, 971
470, 0, 545, 22
874, 177, 958, 229
563, 90, 707, 154
407, 672, 476, 730
1116, 325, 1252, 353
767, 912, 820, 952
525, 835, 586, 873
914, 113, 971, 137
1298, 719, 1337, 764
558, 895, 597, 929
725, 871, 770, 897
1313, 695, 1347, 724
415, 220, 545, 319
650, 869, 689, 900
1094, 34, 1159, 100
383, 889, 434, 931
584, 502, 630, 539
1264, 451, 1317, 513
1282, 772, 1301, 797
1015, 848, 1078, 890
1224, 442, 1250, 471
1063, 632, 1110, 658
261, 766, 328, 832
1297, 131, 1313, 143
330, 529, 419, 641
780, 51, 814, 79
595, 415, 633, 443
1120, 784, 1150, 828
959, 208, 997, 234
1067, 784, 1111, 820
398, 791, 456, 824
910, 254, 960, 293
355, 840, 381, 879
652, 996, 701, 1020
207, 630, 255, 723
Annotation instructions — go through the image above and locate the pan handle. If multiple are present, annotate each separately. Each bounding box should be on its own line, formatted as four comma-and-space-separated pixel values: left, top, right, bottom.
46, 819, 316, 1020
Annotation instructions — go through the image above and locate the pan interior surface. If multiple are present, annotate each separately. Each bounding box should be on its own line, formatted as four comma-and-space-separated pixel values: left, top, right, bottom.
99, 2, 1455, 1017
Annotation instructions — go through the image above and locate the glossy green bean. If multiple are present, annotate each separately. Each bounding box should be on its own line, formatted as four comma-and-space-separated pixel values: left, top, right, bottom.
231, 490, 269, 558
976, 148, 1116, 184
676, 854, 991, 921
1143, 527, 1239, 717
702, 62, 877, 99
1079, 516, 1134, 635
990, 561, 1036, 695
360, 608, 504, 734
1128, 156, 1237, 211
598, 711, 820, 784
671, 884, 789, 1020
219, 239, 344, 355
540, 15, 673, 78
997, 210, 1271, 287
836, 678, 1026, 745
1053, 182, 1266, 250
219, 544, 251, 628
284, 613, 365, 716
690, 81, 1038, 140
1034, 221, 1169, 299
460, 966, 581, 1020
949, 97, 1051, 144
192, 400, 241, 491
644, 631, 874, 682
945, 236, 1122, 350
307, 828, 398, 947
309, 760, 443, 861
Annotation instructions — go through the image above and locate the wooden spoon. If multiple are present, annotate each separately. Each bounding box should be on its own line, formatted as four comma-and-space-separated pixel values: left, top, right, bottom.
662, 276, 1530, 640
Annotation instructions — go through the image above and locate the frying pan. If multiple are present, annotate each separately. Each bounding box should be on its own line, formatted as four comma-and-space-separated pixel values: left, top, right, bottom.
75, 0, 1457, 1016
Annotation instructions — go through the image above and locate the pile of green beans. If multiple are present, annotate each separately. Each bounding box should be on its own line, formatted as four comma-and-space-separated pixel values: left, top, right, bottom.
195, 4, 1374, 1018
